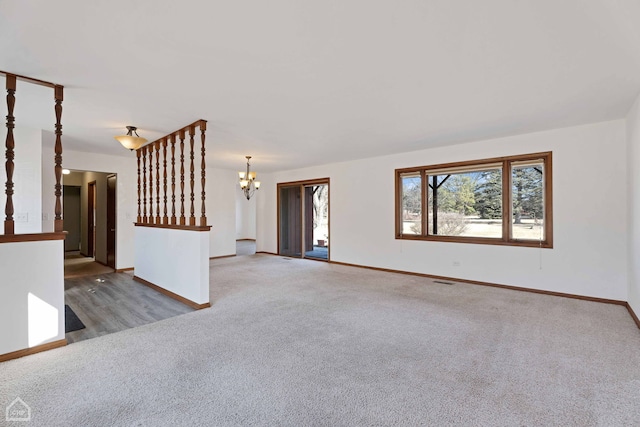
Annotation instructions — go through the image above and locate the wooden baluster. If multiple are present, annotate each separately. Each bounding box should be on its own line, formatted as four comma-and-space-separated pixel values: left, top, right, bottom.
148, 144, 154, 223
155, 141, 161, 224
136, 148, 141, 223
179, 129, 186, 225
4, 74, 16, 235
162, 138, 168, 225
54, 85, 64, 232
142, 146, 147, 223
170, 134, 176, 225
199, 121, 207, 226
189, 125, 195, 226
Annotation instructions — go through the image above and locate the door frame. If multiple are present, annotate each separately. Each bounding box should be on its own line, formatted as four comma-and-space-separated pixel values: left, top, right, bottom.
277, 177, 330, 261
106, 174, 117, 269
87, 180, 96, 258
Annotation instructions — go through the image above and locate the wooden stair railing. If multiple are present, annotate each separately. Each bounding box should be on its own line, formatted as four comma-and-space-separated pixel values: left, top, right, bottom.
135, 120, 209, 231
1, 70, 66, 242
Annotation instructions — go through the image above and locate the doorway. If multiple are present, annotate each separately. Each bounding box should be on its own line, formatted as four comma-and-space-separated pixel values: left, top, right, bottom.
278, 178, 329, 260
235, 181, 257, 256
87, 181, 96, 258
63, 185, 81, 252
106, 174, 116, 268
62, 170, 116, 278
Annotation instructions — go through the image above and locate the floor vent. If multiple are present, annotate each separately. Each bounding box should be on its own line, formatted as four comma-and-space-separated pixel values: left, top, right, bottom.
433, 280, 454, 285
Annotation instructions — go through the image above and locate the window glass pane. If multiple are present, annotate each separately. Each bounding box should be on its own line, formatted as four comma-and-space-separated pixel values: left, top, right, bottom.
428, 169, 502, 238
401, 173, 421, 235
511, 163, 544, 241
279, 186, 302, 257
306, 184, 329, 260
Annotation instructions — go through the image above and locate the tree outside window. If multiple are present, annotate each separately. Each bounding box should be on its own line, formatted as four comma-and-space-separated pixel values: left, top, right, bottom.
395, 152, 552, 248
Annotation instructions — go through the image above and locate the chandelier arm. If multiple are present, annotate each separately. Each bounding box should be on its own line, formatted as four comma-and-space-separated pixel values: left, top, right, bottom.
239, 156, 257, 200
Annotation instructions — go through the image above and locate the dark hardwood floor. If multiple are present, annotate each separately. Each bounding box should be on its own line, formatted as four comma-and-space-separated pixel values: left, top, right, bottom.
64, 251, 114, 278
65, 272, 194, 344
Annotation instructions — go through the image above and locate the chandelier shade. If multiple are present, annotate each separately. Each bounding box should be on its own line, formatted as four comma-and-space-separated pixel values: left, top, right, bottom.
115, 126, 147, 151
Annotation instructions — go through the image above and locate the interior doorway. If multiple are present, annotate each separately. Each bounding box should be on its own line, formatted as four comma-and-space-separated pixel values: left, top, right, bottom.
62, 170, 116, 278
278, 178, 329, 260
235, 181, 257, 256
106, 174, 116, 268
87, 181, 96, 258
63, 185, 81, 252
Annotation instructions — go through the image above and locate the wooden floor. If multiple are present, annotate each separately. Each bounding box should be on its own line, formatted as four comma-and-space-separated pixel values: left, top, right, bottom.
65, 272, 194, 344
64, 251, 114, 279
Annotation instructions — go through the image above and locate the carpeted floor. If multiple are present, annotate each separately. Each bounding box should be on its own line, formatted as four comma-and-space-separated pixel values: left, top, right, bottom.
1, 254, 640, 426
236, 240, 256, 256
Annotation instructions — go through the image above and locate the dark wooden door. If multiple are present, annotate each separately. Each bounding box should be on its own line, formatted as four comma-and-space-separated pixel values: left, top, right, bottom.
107, 174, 116, 269
87, 181, 96, 258
63, 185, 81, 251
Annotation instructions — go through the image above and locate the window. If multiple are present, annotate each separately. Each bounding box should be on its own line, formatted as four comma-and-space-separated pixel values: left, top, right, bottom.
395, 152, 552, 248
400, 173, 422, 235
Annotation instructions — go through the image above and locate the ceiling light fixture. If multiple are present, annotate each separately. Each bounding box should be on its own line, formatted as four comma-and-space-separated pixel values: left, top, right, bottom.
115, 125, 147, 151
62, 169, 71, 175
239, 156, 260, 200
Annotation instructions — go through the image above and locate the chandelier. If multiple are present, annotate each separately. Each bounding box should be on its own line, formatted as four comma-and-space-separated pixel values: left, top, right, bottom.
115, 125, 147, 151
239, 156, 260, 200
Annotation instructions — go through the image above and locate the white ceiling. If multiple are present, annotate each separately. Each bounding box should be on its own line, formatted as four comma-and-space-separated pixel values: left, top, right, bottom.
1, 0, 640, 172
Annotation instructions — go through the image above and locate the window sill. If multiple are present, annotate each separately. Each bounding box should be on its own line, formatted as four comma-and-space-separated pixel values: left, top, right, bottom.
396, 234, 553, 249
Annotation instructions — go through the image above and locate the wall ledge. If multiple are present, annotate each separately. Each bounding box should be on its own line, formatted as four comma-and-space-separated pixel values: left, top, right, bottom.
135, 223, 211, 232
0, 232, 66, 244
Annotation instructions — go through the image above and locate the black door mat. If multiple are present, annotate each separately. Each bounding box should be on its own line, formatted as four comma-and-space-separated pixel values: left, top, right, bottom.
65, 305, 86, 333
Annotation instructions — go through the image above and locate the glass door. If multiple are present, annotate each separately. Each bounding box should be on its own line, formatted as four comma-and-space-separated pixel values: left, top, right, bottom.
278, 179, 329, 260
278, 185, 302, 257
304, 184, 328, 260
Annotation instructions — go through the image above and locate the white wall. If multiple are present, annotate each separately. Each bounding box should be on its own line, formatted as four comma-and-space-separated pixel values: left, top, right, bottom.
0, 127, 43, 234
627, 93, 640, 314
256, 171, 274, 252
134, 227, 209, 304
235, 183, 257, 240
207, 168, 237, 257
257, 120, 629, 301
0, 128, 65, 357
41, 130, 56, 233
0, 240, 65, 355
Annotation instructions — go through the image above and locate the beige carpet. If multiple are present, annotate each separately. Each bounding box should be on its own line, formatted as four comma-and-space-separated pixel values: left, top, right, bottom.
236, 239, 256, 256
1, 254, 640, 426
